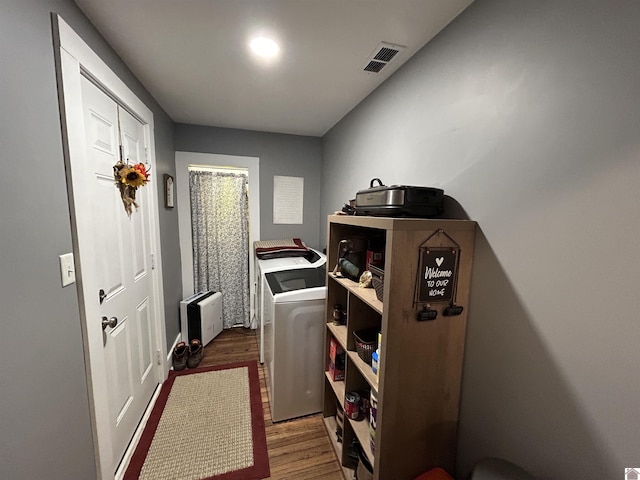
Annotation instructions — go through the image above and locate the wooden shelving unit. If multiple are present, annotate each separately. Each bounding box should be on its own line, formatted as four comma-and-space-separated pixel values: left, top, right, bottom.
322, 215, 476, 480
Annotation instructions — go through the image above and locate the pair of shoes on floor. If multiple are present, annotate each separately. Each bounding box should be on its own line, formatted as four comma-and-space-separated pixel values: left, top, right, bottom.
172, 339, 203, 371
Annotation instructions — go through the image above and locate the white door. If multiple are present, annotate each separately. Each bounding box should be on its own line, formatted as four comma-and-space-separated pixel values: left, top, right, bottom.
80, 76, 157, 468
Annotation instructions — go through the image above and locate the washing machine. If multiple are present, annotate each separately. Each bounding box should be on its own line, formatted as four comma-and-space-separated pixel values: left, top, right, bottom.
255, 249, 326, 363
259, 256, 326, 422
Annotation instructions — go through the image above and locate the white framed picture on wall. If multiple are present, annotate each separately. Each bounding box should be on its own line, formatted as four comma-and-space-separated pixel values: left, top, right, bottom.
273, 175, 303, 224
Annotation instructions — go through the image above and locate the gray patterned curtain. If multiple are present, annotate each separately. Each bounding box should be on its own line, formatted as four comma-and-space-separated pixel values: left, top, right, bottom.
189, 170, 250, 328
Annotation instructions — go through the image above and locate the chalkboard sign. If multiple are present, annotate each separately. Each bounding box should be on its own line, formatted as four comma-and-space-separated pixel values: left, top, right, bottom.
416, 248, 458, 303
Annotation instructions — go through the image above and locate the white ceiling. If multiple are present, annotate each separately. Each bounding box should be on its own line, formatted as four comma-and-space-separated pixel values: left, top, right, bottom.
74, 0, 474, 137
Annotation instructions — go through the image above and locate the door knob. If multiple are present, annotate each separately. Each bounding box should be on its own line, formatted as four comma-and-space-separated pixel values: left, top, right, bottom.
101, 316, 118, 330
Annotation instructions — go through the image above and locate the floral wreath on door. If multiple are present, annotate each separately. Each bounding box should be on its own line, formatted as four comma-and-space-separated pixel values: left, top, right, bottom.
113, 161, 150, 216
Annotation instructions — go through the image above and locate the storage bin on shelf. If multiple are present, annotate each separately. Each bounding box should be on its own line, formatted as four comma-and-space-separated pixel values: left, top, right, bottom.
353, 328, 378, 364
368, 265, 384, 302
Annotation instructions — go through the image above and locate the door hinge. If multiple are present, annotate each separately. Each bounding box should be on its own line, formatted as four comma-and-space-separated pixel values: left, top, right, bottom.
150, 253, 155, 270
156, 350, 162, 365
145, 147, 149, 162
119, 144, 124, 163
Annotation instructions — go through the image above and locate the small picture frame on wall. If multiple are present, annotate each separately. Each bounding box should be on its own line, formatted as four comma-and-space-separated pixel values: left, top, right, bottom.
164, 174, 174, 208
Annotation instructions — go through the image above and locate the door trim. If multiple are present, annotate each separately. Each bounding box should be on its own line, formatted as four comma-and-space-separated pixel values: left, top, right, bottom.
53, 14, 168, 480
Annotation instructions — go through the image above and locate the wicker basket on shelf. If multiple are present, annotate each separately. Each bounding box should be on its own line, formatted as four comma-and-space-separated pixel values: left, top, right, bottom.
353, 328, 378, 364
369, 265, 384, 302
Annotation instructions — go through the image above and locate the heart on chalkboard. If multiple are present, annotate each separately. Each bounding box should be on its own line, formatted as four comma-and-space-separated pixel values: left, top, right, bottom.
435, 257, 444, 267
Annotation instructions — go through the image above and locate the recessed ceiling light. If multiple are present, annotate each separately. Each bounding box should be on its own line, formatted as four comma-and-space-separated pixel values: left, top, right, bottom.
249, 36, 280, 59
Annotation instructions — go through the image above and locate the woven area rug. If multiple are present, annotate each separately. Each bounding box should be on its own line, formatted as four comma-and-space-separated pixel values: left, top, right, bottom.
124, 361, 270, 480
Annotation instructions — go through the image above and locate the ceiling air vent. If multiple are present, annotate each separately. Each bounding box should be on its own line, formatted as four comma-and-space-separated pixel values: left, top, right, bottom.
363, 42, 406, 74
364, 60, 386, 73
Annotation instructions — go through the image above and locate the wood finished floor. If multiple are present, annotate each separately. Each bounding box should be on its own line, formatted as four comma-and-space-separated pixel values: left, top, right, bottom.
200, 327, 344, 480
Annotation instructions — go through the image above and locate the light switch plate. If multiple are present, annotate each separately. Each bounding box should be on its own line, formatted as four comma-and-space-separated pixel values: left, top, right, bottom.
59, 253, 76, 287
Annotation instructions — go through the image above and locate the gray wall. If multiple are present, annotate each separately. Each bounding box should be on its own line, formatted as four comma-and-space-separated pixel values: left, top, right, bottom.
0, 0, 180, 478
321, 1, 640, 478
174, 124, 323, 249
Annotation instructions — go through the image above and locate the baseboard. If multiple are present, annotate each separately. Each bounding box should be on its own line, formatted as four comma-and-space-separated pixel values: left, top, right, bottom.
113, 383, 162, 480
166, 332, 182, 371
114, 334, 180, 478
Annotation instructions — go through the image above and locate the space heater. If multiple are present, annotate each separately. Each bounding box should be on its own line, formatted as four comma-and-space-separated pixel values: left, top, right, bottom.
179, 291, 223, 346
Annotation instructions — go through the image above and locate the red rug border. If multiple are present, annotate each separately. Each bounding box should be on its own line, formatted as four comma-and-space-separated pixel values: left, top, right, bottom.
124, 360, 270, 480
